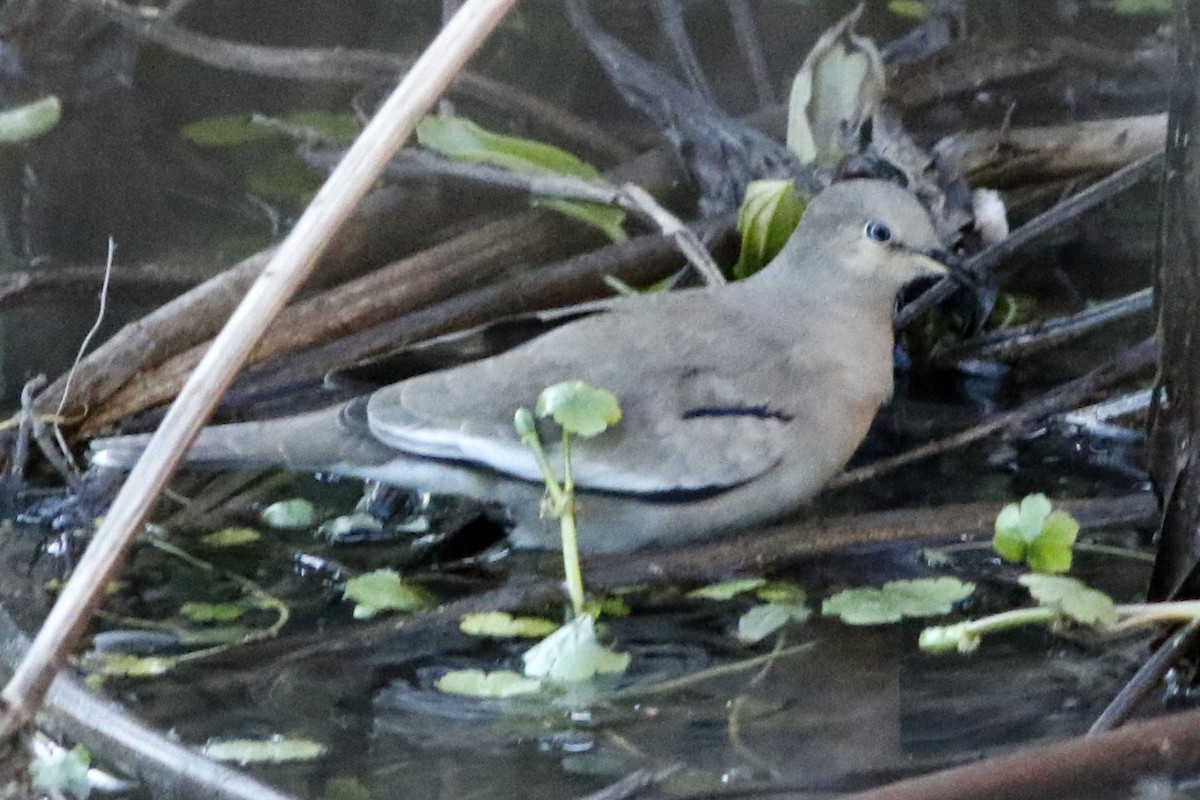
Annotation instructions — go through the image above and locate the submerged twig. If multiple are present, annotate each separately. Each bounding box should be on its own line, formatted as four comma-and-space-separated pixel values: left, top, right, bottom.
931, 287, 1153, 365
833, 698, 1200, 800
1089, 618, 1200, 736
573, 764, 685, 800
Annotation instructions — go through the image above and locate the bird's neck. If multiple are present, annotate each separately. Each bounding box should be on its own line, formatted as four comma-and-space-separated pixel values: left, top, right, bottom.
737, 259, 900, 330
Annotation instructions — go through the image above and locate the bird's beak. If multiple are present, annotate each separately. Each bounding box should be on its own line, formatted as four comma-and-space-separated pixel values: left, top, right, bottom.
924, 248, 982, 288
906, 247, 951, 278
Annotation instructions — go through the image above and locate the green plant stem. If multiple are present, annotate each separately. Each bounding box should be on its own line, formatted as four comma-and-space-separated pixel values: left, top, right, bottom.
559, 434, 585, 617
519, 427, 567, 508
958, 607, 1061, 638
517, 419, 584, 616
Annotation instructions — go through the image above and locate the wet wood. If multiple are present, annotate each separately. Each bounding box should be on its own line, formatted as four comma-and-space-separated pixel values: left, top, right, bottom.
81, 209, 608, 432
934, 114, 1166, 187
31, 185, 479, 422
1147, 0, 1200, 601
0, 261, 215, 310
219, 215, 737, 416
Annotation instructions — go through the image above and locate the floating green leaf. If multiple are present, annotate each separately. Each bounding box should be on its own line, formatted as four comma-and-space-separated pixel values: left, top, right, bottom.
686, 577, 767, 601
203, 736, 327, 764
87, 652, 175, 678
1019, 574, 1118, 625
1112, 0, 1170, 13
522, 614, 630, 683
200, 527, 261, 548
181, 114, 281, 146
30, 744, 90, 799
279, 110, 361, 142
416, 114, 626, 241
245, 153, 322, 204
822, 577, 975, 625
993, 494, 1080, 574
737, 603, 811, 643
459, 611, 559, 638
261, 498, 316, 530
344, 569, 432, 619
756, 581, 808, 605
888, 0, 931, 19
536, 380, 622, 438
435, 669, 543, 698
0, 96, 60, 145
179, 602, 245, 624
734, 179, 807, 279
534, 197, 628, 243
417, 114, 599, 178
322, 777, 372, 800
182, 110, 360, 146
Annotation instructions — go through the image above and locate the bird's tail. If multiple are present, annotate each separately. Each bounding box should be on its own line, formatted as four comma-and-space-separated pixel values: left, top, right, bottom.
88, 402, 395, 473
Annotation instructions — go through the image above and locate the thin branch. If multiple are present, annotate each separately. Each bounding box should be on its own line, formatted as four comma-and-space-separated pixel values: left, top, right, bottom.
616, 183, 726, 285
0, 261, 211, 311
726, 0, 775, 106
897, 151, 1164, 330
53, 237, 115, 471
318, 148, 728, 285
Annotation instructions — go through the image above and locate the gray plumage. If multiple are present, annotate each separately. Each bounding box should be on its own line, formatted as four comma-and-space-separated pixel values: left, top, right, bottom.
90, 180, 947, 552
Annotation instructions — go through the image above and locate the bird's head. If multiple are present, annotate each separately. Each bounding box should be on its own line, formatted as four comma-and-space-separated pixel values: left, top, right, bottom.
783, 179, 950, 291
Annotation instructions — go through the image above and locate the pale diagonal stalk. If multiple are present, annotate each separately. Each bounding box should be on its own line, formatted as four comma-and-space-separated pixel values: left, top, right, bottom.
0, 0, 519, 738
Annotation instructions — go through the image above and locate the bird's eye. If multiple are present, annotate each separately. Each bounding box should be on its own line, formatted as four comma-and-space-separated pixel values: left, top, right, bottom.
864, 220, 892, 243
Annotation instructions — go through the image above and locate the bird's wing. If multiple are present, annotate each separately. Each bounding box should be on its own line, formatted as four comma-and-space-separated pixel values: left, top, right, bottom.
365, 307, 805, 496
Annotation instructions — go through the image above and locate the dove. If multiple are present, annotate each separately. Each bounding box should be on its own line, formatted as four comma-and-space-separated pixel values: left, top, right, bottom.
90, 179, 951, 552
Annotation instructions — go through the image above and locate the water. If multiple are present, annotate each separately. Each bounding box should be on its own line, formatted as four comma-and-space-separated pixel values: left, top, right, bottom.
0, 0, 1178, 797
